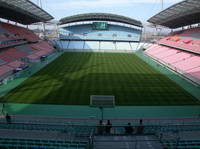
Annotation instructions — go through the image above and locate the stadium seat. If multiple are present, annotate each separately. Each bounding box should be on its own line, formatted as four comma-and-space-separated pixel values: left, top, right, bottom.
145, 44, 200, 84
159, 27, 200, 53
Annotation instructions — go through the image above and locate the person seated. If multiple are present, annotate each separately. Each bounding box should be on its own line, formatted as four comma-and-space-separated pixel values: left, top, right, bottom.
105, 120, 112, 134
137, 119, 144, 134
125, 122, 133, 134
97, 120, 104, 135
5, 113, 11, 124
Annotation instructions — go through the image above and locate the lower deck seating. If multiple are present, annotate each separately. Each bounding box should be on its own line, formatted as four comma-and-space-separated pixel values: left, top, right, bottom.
0, 138, 88, 149
29, 41, 54, 53
0, 51, 15, 63
145, 44, 200, 84
162, 139, 200, 149
8, 61, 25, 69
3, 48, 28, 59
0, 42, 55, 79
27, 54, 41, 61
0, 65, 13, 78
0, 59, 6, 65
15, 45, 34, 54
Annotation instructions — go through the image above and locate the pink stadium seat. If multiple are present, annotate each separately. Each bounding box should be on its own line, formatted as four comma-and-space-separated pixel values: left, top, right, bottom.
187, 67, 200, 80
27, 54, 40, 60
0, 51, 15, 62
145, 43, 200, 83
8, 61, 24, 68
34, 50, 49, 57
179, 38, 192, 44
145, 45, 166, 56
162, 52, 193, 64
181, 44, 200, 53
159, 27, 200, 53
30, 41, 54, 51
29, 41, 54, 54
0, 48, 28, 63
191, 39, 200, 45
173, 56, 200, 71
0, 65, 13, 77
154, 48, 179, 59
0, 22, 40, 41
3, 48, 27, 59
0, 23, 55, 79
145, 44, 160, 53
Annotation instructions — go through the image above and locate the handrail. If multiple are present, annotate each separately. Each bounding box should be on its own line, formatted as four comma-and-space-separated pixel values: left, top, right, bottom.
1, 120, 200, 127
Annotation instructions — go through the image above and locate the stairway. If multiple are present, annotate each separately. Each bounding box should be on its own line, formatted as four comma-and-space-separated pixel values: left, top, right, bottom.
93, 135, 163, 149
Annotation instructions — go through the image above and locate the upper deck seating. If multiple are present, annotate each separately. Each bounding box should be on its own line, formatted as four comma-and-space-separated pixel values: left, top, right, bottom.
159, 27, 200, 53
0, 22, 40, 41
0, 24, 10, 35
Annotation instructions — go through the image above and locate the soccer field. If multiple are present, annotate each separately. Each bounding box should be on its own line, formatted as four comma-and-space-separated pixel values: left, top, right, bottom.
1, 52, 199, 106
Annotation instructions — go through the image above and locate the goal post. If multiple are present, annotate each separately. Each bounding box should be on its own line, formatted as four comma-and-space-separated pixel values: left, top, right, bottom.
90, 95, 115, 107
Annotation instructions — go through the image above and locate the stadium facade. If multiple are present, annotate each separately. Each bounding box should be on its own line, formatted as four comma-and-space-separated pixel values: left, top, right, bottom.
53, 13, 143, 52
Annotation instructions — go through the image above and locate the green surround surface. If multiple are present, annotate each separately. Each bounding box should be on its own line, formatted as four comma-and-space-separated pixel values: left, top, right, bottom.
0, 51, 200, 118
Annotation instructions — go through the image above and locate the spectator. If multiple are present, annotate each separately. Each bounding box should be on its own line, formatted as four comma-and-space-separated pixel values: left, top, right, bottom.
105, 120, 112, 134
97, 120, 104, 135
5, 113, 11, 124
137, 119, 144, 134
125, 122, 133, 134
1, 103, 5, 114
140, 119, 143, 125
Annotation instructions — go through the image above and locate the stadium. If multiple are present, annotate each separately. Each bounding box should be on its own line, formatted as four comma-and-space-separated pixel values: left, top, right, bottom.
0, 0, 200, 149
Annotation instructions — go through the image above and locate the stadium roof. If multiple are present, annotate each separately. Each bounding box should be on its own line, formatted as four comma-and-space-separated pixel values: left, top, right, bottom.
148, 0, 200, 29
59, 13, 143, 27
0, 0, 54, 25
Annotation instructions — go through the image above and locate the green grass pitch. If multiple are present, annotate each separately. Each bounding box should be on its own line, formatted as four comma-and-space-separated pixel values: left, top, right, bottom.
1, 52, 199, 106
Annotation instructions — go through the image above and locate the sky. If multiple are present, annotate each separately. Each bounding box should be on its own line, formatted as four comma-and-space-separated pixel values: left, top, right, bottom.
31, 0, 183, 23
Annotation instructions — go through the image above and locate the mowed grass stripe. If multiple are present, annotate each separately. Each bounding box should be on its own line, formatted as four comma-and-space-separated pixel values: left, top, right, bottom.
0, 52, 199, 106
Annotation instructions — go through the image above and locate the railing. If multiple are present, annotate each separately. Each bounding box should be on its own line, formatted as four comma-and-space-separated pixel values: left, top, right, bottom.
0, 120, 200, 134
0, 120, 200, 149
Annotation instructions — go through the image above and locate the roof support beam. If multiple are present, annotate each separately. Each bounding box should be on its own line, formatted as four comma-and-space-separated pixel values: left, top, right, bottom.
148, 0, 200, 29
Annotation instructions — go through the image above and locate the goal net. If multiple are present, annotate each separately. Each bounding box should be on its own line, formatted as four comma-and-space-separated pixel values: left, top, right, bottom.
90, 95, 115, 107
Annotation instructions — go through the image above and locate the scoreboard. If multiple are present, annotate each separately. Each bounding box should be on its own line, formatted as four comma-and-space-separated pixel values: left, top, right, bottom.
93, 22, 108, 30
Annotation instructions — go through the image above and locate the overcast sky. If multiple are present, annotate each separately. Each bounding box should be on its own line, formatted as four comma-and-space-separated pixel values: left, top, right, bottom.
31, 0, 183, 22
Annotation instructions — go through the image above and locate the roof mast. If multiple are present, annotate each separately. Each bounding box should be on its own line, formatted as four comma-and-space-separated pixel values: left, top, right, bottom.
161, 0, 164, 10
